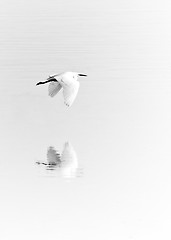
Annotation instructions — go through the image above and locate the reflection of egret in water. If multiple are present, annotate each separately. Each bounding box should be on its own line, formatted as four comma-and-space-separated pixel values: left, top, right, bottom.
36, 142, 83, 178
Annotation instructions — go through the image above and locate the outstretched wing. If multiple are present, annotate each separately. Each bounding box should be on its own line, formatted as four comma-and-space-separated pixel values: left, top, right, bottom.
47, 146, 61, 165
62, 80, 80, 107
60, 142, 78, 178
48, 81, 62, 97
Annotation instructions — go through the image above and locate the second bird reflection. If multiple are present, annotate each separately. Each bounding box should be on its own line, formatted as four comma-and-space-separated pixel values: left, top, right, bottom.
36, 142, 83, 178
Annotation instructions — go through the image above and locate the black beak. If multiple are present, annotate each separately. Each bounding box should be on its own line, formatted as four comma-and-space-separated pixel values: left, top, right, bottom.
78, 74, 87, 77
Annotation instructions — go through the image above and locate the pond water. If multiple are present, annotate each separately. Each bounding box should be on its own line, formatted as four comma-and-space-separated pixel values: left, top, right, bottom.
0, 0, 171, 239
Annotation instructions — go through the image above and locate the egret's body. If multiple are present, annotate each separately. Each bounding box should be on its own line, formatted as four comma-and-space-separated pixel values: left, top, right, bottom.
36, 72, 87, 107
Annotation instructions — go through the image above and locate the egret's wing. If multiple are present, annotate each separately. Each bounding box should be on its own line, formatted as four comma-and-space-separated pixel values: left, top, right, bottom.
61, 142, 78, 178
47, 146, 61, 165
61, 143, 78, 165
62, 80, 79, 107
48, 81, 62, 97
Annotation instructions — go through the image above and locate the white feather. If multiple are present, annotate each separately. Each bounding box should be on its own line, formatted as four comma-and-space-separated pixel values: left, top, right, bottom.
48, 81, 62, 97
60, 142, 78, 177
62, 80, 79, 107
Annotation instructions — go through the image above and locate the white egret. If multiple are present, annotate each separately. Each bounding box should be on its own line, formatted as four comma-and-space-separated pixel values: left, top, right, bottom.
36, 142, 81, 178
36, 72, 87, 107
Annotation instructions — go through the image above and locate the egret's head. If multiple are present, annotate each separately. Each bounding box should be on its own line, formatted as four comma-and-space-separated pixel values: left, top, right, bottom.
69, 72, 87, 80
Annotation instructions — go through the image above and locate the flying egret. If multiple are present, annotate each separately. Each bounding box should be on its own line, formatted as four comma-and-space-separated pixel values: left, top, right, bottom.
36, 72, 87, 107
36, 142, 81, 178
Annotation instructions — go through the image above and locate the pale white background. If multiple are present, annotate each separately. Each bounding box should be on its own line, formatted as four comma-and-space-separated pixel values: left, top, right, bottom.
0, 0, 171, 239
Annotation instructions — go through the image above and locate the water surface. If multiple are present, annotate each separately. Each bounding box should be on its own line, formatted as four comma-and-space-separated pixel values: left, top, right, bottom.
0, 1, 171, 239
